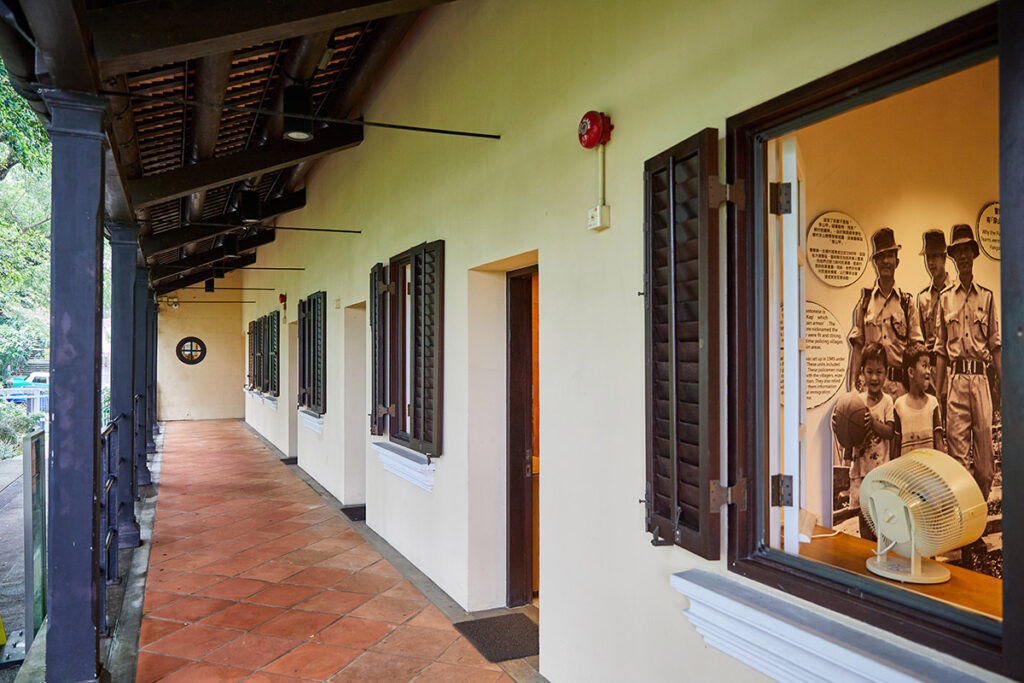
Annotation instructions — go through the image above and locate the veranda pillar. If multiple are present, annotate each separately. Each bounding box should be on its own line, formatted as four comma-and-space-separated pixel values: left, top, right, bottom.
134, 268, 152, 487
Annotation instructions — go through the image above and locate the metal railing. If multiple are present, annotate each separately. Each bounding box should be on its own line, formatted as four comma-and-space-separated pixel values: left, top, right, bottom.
0, 387, 49, 415
98, 414, 124, 635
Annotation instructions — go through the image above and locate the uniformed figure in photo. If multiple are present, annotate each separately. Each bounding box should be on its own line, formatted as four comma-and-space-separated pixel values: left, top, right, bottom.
935, 224, 1001, 500
848, 227, 924, 398
917, 229, 951, 353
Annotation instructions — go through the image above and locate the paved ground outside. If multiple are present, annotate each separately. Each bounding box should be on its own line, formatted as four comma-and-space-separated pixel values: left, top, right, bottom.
0, 456, 24, 683
137, 420, 513, 682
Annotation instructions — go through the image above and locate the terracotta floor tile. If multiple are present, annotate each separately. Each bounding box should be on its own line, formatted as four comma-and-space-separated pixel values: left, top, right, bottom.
155, 571, 227, 594
373, 624, 459, 659
314, 617, 395, 649
407, 604, 456, 632
157, 661, 250, 683
276, 548, 338, 566
231, 544, 290, 563
146, 595, 234, 623
328, 651, 431, 683
349, 596, 424, 624
260, 520, 312, 537
381, 580, 428, 604
283, 566, 352, 587
332, 572, 400, 595
135, 651, 188, 683
197, 577, 271, 601
412, 662, 504, 683
202, 632, 302, 669
262, 643, 361, 679
156, 553, 223, 571
254, 609, 340, 640
315, 552, 377, 572
139, 617, 186, 647
361, 560, 404, 578
240, 673, 306, 683
201, 602, 285, 631
143, 590, 182, 613
303, 538, 361, 555
148, 567, 184, 586
196, 555, 266, 577
149, 549, 187, 566
245, 583, 321, 607
145, 624, 239, 659
294, 590, 372, 616
437, 637, 503, 671
237, 561, 302, 582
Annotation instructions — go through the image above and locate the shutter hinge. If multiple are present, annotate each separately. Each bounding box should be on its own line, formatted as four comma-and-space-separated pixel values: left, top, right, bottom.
376, 281, 395, 295
769, 182, 792, 215
708, 177, 746, 212
375, 403, 396, 418
709, 476, 747, 511
770, 473, 794, 507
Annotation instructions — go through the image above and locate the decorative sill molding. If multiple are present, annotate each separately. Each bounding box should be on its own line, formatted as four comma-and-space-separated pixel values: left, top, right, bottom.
671, 569, 984, 683
245, 389, 278, 410
300, 410, 323, 434
370, 441, 435, 492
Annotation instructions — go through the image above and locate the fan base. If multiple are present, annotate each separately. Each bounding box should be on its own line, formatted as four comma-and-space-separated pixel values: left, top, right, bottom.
866, 554, 950, 584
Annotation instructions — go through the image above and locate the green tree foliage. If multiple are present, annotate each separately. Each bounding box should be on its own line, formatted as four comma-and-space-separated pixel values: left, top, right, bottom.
0, 58, 51, 380
0, 398, 43, 459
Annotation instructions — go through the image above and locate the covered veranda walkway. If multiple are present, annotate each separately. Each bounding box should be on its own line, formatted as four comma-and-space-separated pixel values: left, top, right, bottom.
137, 420, 507, 683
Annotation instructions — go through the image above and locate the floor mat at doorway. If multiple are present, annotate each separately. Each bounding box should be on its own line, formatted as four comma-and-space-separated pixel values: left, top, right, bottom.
453, 613, 538, 662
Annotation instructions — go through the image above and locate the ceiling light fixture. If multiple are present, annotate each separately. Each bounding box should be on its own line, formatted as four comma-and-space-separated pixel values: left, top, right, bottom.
283, 85, 314, 142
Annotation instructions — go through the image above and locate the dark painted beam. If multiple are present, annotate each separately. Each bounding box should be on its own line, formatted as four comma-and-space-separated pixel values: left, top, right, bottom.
149, 231, 275, 281
133, 268, 152, 488
154, 253, 258, 295
108, 223, 140, 549
91, 0, 452, 78
22, 1, 100, 91
128, 124, 361, 208
140, 190, 304, 257
40, 88, 106, 683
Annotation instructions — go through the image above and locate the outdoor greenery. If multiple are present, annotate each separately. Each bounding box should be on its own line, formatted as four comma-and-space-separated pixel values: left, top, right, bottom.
0, 59, 50, 382
0, 399, 43, 460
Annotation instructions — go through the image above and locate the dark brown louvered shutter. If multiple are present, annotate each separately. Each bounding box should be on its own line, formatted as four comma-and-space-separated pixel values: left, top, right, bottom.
643, 127, 721, 559
297, 298, 307, 407
269, 310, 280, 397
247, 321, 254, 388
255, 316, 265, 392
311, 291, 327, 415
370, 263, 388, 435
411, 241, 444, 456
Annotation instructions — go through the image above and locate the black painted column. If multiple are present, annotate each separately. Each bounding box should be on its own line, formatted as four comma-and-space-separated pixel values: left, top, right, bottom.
41, 88, 106, 683
134, 268, 152, 487
146, 293, 157, 451
108, 223, 140, 548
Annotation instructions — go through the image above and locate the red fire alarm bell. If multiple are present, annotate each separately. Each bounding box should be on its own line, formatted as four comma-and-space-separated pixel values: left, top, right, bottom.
279, 293, 287, 308
578, 110, 612, 149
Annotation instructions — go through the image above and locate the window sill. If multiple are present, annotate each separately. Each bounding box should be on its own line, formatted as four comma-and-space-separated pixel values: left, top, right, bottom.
245, 389, 278, 410
300, 410, 323, 434
670, 569, 983, 682
370, 441, 435, 492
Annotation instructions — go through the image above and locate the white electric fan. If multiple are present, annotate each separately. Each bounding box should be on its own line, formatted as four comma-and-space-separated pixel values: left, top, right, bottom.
860, 449, 988, 584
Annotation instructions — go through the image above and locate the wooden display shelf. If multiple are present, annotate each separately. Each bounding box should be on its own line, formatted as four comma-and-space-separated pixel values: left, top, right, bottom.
798, 526, 1002, 620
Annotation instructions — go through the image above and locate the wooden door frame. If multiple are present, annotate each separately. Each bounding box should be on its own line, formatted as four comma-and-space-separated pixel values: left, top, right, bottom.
507, 265, 537, 606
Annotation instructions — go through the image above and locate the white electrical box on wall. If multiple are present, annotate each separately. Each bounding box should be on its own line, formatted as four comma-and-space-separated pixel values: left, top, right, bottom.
587, 204, 611, 231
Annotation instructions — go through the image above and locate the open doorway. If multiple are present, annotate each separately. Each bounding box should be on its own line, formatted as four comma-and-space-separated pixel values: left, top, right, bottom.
507, 266, 539, 607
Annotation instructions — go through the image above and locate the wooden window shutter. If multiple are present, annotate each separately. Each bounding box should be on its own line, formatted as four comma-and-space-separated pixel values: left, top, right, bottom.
269, 310, 280, 397
370, 263, 388, 435
255, 316, 265, 392
247, 321, 254, 388
297, 298, 308, 407
311, 291, 327, 415
411, 241, 444, 456
643, 128, 721, 559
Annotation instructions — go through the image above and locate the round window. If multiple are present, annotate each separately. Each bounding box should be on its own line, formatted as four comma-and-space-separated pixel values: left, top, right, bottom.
176, 337, 207, 365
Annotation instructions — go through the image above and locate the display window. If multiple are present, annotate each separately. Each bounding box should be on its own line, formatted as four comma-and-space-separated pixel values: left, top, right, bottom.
765, 58, 1002, 619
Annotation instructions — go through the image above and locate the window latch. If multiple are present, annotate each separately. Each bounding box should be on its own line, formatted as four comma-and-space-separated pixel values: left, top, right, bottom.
709, 477, 748, 511
375, 404, 396, 418
708, 176, 746, 212
376, 281, 395, 295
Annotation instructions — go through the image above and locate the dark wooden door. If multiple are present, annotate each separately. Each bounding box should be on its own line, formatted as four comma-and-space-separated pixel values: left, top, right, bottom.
507, 266, 537, 606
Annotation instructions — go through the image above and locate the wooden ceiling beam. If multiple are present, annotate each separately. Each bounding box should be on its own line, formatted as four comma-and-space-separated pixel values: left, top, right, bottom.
91, 0, 453, 79
127, 124, 361, 208
149, 231, 275, 281
140, 190, 305, 257
153, 253, 257, 295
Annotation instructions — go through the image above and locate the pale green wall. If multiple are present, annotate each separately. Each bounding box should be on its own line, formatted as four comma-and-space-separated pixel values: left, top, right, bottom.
240, 1, 993, 681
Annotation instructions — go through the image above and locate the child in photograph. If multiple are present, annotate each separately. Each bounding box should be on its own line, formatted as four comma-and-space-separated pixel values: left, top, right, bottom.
892, 343, 945, 458
847, 342, 895, 539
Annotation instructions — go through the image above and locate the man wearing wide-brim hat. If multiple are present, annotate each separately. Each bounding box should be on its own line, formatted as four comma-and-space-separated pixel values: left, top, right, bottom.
848, 227, 924, 398
935, 223, 1000, 500
917, 229, 951, 356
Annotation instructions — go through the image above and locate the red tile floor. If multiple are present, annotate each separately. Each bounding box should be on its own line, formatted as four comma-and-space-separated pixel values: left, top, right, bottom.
137, 420, 509, 682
